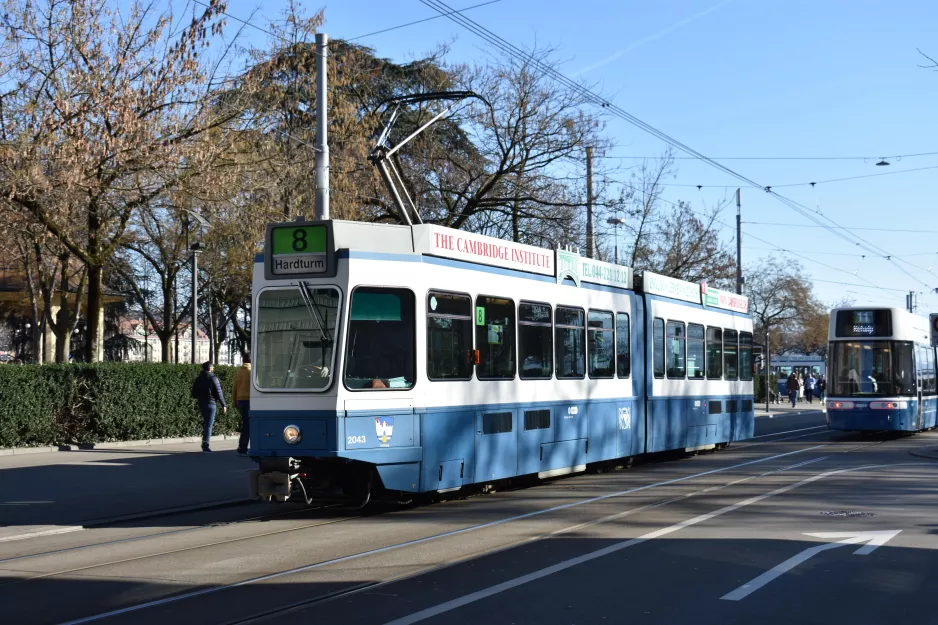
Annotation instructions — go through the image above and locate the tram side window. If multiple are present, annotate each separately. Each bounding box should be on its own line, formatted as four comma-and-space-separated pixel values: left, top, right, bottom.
556, 307, 586, 378
739, 332, 754, 382
666, 321, 686, 379
653, 318, 665, 378
519, 302, 553, 379
588, 310, 615, 378
475, 296, 516, 379
427, 291, 473, 381
616, 313, 631, 378
687, 324, 705, 380
344, 287, 416, 390
706, 327, 723, 379
724, 329, 739, 381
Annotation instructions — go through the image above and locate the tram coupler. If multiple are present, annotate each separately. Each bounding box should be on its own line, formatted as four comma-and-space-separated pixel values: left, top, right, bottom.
250, 457, 300, 502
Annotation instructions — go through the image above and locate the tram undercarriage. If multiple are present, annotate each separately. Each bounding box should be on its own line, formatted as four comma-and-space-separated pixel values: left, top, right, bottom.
250, 457, 384, 508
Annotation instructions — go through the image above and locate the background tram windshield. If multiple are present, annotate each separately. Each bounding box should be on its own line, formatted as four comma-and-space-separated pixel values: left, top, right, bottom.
829, 340, 916, 397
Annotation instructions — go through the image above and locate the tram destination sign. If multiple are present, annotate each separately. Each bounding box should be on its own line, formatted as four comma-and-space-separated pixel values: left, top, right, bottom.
835, 309, 892, 338
264, 220, 337, 280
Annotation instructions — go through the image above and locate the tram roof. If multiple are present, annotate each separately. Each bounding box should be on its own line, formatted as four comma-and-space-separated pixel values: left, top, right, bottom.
256, 219, 749, 313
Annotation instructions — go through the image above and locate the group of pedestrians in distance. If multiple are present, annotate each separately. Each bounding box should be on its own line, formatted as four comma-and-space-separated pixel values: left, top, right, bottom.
785, 370, 826, 408
190, 358, 252, 454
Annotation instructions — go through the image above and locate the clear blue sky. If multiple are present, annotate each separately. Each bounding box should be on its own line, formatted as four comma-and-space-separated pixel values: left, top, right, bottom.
228, 0, 938, 312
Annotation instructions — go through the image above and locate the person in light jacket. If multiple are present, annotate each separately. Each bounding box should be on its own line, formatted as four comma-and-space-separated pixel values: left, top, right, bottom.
804, 372, 817, 404
233, 355, 252, 456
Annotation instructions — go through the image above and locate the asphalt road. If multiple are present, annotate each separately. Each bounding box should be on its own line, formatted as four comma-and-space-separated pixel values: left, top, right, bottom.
5, 410, 938, 625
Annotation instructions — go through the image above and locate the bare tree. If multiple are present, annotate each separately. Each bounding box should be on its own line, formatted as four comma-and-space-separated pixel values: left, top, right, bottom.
0, 0, 234, 361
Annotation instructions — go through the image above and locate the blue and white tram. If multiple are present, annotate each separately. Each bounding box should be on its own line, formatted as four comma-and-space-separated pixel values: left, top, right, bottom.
826, 307, 938, 432
248, 219, 754, 502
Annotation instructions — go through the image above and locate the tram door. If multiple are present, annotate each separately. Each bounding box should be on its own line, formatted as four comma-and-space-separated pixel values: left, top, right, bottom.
475, 410, 518, 483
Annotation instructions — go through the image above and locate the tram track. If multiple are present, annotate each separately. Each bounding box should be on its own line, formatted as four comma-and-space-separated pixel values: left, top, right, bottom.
42, 443, 835, 625
0, 501, 348, 566
1, 427, 846, 580
2, 420, 836, 568
22, 428, 936, 625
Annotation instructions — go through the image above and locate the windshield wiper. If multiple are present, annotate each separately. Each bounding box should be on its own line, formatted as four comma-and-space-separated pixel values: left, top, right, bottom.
297, 282, 330, 346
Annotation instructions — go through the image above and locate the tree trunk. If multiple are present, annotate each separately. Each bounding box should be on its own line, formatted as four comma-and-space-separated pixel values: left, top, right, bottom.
85, 264, 104, 362
54, 322, 72, 362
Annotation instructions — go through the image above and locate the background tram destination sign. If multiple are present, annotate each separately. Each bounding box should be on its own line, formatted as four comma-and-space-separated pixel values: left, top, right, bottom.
264, 220, 337, 280
412, 224, 554, 276
639, 271, 701, 304
931, 314, 938, 347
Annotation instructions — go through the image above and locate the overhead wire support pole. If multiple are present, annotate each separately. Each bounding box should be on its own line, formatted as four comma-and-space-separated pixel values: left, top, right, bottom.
315, 32, 329, 221
586, 146, 594, 259
736, 188, 743, 295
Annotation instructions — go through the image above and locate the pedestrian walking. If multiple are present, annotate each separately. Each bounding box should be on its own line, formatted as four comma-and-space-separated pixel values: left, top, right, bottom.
787, 372, 800, 408
817, 374, 827, 401
233, 354, 252, 456
797, 372, 804, 403
805, 371, 817, 404
191, 361, 226, 453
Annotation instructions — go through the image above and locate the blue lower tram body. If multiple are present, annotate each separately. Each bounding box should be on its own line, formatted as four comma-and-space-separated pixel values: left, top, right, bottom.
827, 396, 938, 432
251, 395, 754, 496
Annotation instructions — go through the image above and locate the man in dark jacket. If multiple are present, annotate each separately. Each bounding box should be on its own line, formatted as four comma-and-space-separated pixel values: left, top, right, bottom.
192, 362, 226, 452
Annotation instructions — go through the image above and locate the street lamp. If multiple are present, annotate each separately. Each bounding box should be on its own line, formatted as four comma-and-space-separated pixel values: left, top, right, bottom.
606, 217, 626, 265
181, 209, 210, 364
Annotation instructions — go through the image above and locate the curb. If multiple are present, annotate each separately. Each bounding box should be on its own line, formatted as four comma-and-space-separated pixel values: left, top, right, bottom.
0, 434, 239, 457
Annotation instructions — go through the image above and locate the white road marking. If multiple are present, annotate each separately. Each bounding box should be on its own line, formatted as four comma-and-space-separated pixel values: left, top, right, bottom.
53, 446, 826, 625
721, 530, 902, 601
0, 526, 84, 543
379, 463, 908, 625
750, 425, 827, 439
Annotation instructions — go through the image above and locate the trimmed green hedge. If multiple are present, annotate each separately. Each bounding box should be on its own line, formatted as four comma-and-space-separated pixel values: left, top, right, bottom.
0, 363, 242, 448
754, 373, 779, 404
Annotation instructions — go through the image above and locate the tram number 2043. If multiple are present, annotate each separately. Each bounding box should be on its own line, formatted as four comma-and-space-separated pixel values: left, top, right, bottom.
347, 435, 367, 445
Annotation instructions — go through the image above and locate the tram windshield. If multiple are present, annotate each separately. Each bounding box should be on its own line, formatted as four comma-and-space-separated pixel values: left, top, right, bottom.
255, 286, 341, 390
829, 340, 916, 397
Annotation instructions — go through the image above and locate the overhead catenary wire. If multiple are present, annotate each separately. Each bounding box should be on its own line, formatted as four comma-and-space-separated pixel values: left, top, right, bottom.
418, 0, 936, 295
600, 151, 938, 162
649, 163, 938, 189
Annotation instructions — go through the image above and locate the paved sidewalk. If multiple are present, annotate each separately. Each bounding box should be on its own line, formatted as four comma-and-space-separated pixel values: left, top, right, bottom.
755, 402, 825, 418
0, 439, 254, 541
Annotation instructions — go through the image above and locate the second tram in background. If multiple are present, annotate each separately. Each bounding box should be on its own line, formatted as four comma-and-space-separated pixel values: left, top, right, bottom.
826, 307, 938, 432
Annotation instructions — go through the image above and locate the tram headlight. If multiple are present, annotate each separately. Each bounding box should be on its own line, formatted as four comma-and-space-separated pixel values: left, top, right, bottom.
283, 424, 302, 445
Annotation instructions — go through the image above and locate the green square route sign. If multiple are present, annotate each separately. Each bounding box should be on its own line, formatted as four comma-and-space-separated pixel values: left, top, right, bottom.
264, 221, 336, 280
